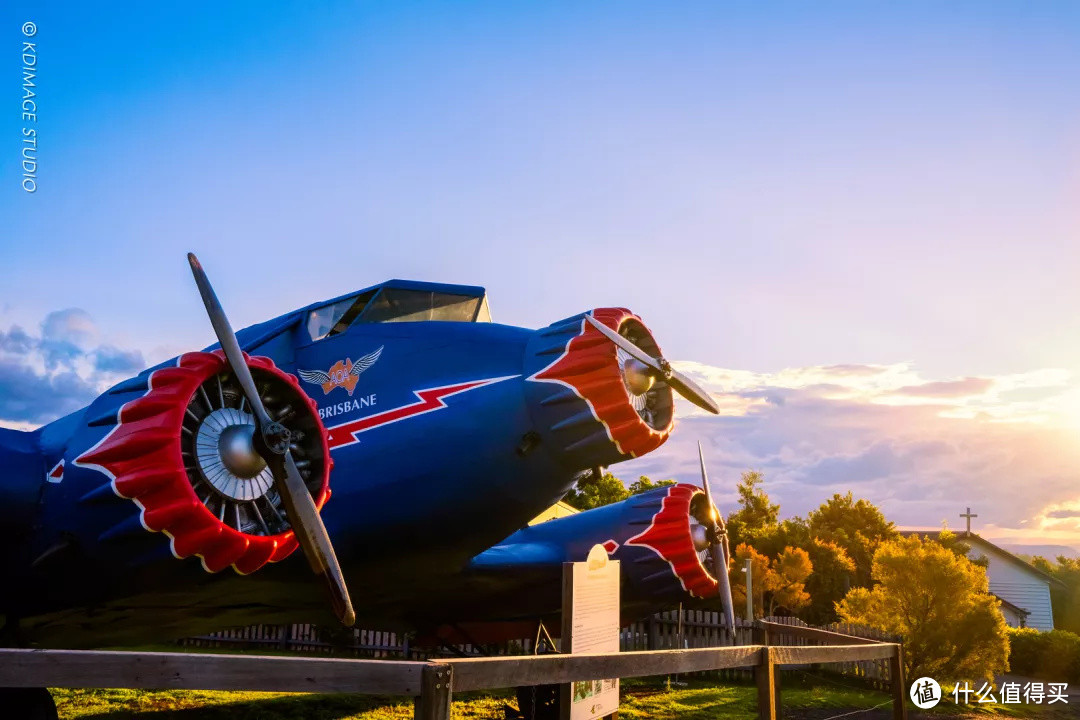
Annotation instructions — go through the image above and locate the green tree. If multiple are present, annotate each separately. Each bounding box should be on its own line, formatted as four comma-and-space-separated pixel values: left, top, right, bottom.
928, 527, 988, 569
749, 517, 811, 558
1031, 555, 1080, 634
726, 471, 780, 549
808, 492, 896, 587
563, 473, 676, 510
802, 538, 856, 625
563, 472, 630, 510
836, 534, 1009, 682
628, 476, 677, 495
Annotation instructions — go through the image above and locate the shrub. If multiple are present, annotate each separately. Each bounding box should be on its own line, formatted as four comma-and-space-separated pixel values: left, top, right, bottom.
1007, 627, 1080, 682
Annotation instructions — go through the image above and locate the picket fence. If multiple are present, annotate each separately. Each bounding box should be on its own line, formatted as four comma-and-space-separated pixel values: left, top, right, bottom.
180, 611, 899, 690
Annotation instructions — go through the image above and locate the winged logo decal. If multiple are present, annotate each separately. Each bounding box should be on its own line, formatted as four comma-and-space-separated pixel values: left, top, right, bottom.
298, 346, 383, 396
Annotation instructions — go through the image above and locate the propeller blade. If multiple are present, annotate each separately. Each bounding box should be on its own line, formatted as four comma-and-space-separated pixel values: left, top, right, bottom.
585, 314, 663, 373
713, 542, 736, 632
187, 252, 355, 626
274, 450, 356, 626
697, 442, 736, 631
668, 368, 721, 415
697, 441, 715, 520
584, 315, 720, 415
187, 253, 273, 428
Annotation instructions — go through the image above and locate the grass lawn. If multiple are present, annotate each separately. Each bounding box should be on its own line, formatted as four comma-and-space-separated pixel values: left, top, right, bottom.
52, 674, 1055, 719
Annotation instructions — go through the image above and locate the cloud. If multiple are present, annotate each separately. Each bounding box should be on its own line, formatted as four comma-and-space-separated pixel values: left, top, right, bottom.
616, 359, 1080, 546
93, 345, 145, 374
41, 308, 97, 347
0, 325, 34, 354
39, 308, 99, 370
894, 377, 994, 397
0, 309, 146, 426
0, 358, 99, 425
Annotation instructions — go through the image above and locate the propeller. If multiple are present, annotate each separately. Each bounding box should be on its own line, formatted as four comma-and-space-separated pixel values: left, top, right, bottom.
697, 441, 735, 631
584, 315, 720, 415
187, 253, 356, 627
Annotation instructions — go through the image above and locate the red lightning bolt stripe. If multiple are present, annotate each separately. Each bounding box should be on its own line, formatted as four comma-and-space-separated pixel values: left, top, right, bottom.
325, 375, 519, 450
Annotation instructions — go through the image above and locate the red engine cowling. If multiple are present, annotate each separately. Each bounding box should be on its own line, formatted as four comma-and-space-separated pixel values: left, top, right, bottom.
528, 308, 676, 468
77, 351, 331, 574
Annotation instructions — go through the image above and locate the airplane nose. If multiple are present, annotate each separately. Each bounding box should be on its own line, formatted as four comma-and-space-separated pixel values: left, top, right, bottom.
523, 308, 675, 470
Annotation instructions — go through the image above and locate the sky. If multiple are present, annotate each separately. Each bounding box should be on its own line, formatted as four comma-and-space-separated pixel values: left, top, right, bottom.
3, 2, 1079, 546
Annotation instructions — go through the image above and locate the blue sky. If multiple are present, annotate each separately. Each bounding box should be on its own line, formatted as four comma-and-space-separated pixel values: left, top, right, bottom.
4, 2, 1080, 541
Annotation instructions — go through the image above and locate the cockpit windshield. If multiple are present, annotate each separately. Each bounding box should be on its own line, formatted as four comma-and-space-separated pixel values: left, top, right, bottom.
306, 285, 490, 342
306, 291, 376, 342
359, 289, 485, 324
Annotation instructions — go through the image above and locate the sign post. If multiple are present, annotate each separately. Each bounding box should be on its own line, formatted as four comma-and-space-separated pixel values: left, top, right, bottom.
561, 544, 620, 720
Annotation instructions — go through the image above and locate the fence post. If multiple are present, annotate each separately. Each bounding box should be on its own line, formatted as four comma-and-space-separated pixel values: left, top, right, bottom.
755, 647, 777, 720
414, 663, 453, 720
890, 642, 907, 720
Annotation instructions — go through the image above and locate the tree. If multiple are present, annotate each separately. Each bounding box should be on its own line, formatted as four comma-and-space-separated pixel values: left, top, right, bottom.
930, 527, 988, 569
563, 473, 676, 510
765, 546, 814, 616
836, 534, 1009, 682
729, 543, 771, 619
563, 472, 629, 510
628, 476, 676, 495
808, 492, 896, 587
802, 539, 857, 625
728, 543, 813, 618
726, 471, 780, 549
1031, 555, 1080, 634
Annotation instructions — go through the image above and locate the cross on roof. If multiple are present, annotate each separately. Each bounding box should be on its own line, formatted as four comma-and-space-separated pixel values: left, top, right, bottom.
960, 507, 978, 534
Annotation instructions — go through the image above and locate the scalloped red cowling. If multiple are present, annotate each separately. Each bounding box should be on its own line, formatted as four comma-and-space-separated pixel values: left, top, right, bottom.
627, 483, 719, 599
533, 307, 673, 458
76, 351, 331, 574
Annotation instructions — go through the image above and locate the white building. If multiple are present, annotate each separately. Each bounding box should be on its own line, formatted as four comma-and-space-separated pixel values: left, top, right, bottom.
961, 532, 1060, 631
901, 530, 1061, 631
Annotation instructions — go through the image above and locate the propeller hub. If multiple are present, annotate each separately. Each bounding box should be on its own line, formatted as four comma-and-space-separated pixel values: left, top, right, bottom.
195, 408, 275, 502
219, 423, 268, 479
622, 357, 656, 396
691, 522, 711, 552
259, 420, 292, 455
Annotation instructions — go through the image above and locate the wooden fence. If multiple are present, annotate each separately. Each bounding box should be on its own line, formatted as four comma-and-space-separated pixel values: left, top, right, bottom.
181, 611, 900, 689
0, 631, 908, 720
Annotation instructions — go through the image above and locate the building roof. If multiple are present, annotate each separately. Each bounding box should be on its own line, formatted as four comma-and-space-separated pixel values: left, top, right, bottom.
993, 594, 1031, 617
899, 529, 1065, 588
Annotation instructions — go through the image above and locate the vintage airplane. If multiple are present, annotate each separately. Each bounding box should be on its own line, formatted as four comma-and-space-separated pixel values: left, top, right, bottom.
0, 255, 736, 658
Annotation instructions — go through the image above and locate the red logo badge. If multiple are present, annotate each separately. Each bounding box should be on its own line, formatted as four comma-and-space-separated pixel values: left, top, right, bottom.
298, 346, 383, 397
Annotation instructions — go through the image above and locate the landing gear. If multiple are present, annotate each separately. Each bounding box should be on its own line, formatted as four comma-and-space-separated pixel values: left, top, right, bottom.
0, 688, 58, 720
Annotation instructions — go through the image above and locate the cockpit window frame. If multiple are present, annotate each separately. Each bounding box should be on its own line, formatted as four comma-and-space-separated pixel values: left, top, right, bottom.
355, 287, 485, 325
305, 290, 377, 343
304, 283, 491, 343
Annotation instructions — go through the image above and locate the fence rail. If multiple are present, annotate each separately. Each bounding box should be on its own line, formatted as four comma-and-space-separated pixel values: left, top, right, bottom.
181, 612, 899, 690
0, 631, 907, 720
